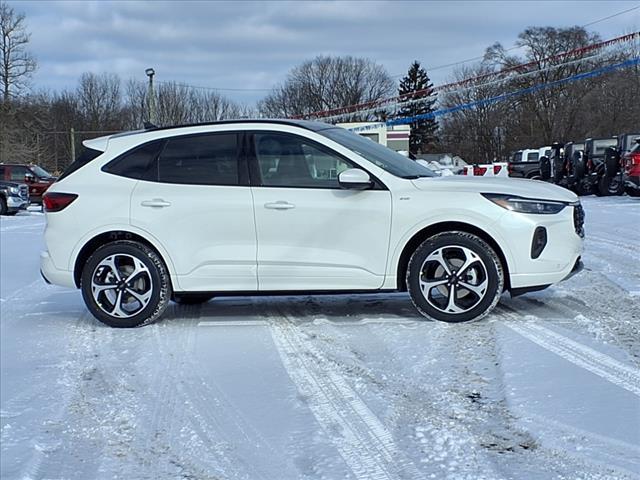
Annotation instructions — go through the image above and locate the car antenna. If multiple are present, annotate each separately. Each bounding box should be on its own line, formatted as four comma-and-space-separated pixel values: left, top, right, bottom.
143, 121, 157, 130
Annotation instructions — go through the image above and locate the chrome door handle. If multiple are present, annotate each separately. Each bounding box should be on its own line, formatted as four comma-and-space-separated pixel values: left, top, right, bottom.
141, 199, 172, 208
264, 201, 295, 210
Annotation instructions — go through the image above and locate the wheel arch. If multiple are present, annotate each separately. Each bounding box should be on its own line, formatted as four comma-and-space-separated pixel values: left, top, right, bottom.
73, 230, 174, 288
395, 221, 511, 292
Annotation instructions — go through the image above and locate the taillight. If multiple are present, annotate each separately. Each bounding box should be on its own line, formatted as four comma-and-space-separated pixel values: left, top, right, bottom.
43, 192, 78, 212
473, 166, 487, 176
493, 165, 502, 175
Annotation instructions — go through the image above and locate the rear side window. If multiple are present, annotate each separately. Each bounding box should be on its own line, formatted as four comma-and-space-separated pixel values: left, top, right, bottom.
58, 147, 103, 181
157, 133, 238, 185
103, 140, 163, 180
527, 152, 539, 162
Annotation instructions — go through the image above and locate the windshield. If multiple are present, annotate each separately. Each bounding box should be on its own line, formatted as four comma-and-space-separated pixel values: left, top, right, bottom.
319, 127, 435, 178
30, 165, 53, 178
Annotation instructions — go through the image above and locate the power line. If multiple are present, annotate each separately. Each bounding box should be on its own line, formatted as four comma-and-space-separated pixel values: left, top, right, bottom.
583, 4, 639, 27
392, 4, 640, 78
155, 80, 271, 93
154, 5, 640, 94
297, 32, 638, 121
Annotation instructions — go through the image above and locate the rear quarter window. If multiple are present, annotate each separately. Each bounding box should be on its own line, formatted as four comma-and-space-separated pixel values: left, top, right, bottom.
103, 140, 164, 180
58, 147, 103, 181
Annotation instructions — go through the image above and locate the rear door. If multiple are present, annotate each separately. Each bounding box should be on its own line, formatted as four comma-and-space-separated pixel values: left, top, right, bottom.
129, 131, 257, 292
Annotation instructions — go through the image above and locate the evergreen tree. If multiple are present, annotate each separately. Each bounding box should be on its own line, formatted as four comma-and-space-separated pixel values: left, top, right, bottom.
396, 61, 438, 154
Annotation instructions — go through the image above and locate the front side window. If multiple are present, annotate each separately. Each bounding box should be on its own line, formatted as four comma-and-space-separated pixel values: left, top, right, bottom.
254, 132, 352, 188
527, 152, 539, 162
158, 133, 238, 185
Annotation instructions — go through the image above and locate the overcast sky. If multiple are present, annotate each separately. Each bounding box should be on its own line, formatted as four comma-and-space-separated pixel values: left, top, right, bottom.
14, 0, 640, 105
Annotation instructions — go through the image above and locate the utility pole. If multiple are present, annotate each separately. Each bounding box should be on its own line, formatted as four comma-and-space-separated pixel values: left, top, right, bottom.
145, 68, 156, 124
70, 127, 75, 163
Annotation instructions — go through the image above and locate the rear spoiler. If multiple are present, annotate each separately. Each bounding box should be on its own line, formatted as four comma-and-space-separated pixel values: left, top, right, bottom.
82, 135, 110, 153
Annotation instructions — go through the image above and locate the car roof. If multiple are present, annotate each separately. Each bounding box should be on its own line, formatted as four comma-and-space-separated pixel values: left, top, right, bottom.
149, 119, 334, 134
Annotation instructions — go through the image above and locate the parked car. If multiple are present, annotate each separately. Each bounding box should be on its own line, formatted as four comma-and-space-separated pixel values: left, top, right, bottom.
508, 148, 541, 179
0, 164, 56, 203
622, 137, 640, 197
0, 180, 29, 215
584, 137, 620, 196
461, 163, 507, 176
41, 120, 584, 327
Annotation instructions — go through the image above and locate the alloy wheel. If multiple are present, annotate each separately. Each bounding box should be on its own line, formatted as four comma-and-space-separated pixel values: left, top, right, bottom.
91, 254, 153, 318
419, 245, 489, 314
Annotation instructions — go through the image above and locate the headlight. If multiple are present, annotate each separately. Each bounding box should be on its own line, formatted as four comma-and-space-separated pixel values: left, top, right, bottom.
482, 193, 567, 214
9, 186, 19, 194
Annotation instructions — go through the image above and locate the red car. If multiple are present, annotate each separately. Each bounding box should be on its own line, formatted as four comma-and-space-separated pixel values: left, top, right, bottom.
623, 138, 640, 197
0, 164, 56, 203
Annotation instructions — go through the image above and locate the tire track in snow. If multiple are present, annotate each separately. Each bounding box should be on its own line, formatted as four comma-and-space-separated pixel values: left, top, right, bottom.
500, 312, 640, 396
269, 308, 422, 480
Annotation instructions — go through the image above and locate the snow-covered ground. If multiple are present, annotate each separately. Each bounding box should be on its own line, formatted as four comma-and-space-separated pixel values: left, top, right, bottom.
1, 196, 639, 480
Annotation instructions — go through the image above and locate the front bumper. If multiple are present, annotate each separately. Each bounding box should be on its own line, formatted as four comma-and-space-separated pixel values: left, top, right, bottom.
6, 195, 29, 210
40, 250, 75, 288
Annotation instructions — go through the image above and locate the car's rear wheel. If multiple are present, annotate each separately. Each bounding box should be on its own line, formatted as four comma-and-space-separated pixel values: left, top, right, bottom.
81, 241, 171, 327
407, 232, 504, 323
172, 293, 214, 305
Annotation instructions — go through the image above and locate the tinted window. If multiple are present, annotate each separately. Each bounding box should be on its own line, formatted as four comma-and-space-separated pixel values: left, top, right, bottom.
527, 152, 539, 162
59, 147, 103, 181
103, 141, 163, 180
157, 133, 238, 185
0, 166, 5, 178
254, 132, 352, 188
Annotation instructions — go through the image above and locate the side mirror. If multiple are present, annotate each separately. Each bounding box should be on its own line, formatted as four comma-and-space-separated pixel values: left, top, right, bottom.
24, 173, 35, 183
338, 168, 372, 190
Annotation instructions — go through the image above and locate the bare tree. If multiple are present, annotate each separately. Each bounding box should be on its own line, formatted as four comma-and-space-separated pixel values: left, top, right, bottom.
126, 80, 242, 128
258, 55, 395, 119
76, 72, 125, 131
0, 1, 36, 102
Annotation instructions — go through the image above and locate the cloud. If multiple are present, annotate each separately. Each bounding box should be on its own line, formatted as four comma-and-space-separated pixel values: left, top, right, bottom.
15, 0, 640, 103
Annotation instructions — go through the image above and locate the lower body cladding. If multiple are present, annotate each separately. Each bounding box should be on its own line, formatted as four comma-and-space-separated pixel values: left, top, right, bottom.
496, 206, 583, 291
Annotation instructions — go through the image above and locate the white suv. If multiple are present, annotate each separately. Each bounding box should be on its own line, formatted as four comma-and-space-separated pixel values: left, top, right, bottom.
41, 120, 584, 327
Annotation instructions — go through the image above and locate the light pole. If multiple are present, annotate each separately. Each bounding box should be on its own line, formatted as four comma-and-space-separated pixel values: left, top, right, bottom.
145, 68, 155, 125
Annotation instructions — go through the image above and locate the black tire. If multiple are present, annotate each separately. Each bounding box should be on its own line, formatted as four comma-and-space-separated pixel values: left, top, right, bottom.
552, 158, 564, 183
572, 152, 585, 180
406, 232, 504, 323
0, 197, 7, 215
539, 156, 551, 180
598, 175, 624, 196
604, 148, 620, 177
81, 240, 171, 328
172, 293, 214, 305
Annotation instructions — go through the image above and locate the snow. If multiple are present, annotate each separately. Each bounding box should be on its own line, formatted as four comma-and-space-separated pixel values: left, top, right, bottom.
1, 196, 639, 479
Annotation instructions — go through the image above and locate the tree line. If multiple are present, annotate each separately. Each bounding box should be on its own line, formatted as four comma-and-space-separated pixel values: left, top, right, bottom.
1, 0, 638, 174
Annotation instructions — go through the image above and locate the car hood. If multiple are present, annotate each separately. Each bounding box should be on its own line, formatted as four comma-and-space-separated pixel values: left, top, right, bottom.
412, 176, 578, 203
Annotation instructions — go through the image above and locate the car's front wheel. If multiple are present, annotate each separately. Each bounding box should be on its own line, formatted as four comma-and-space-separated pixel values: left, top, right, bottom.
81, 241, 171, 327
407, 232, 504, 323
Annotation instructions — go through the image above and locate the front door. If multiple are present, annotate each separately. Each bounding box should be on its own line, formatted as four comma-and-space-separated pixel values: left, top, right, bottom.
249, 131, 392, 291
